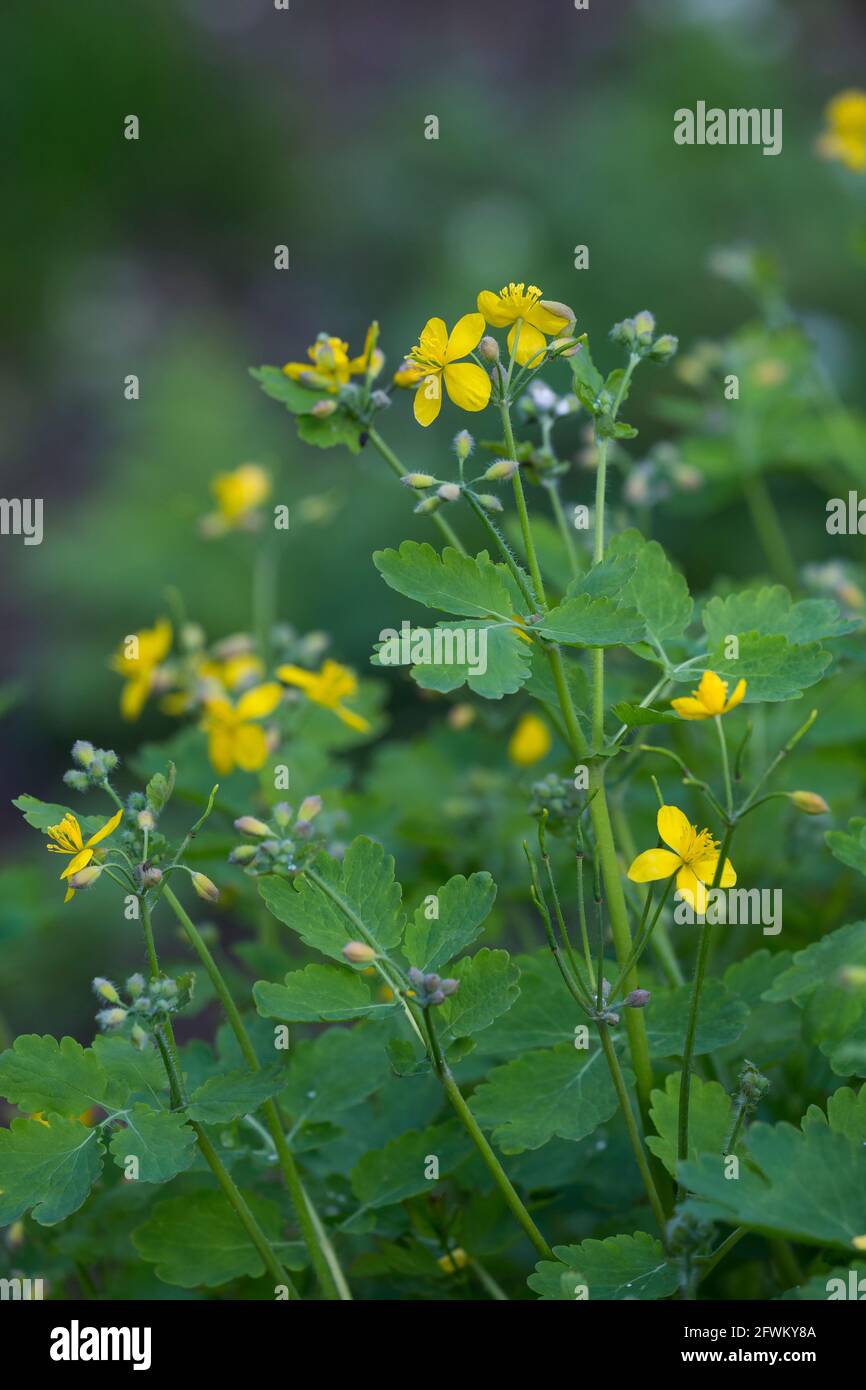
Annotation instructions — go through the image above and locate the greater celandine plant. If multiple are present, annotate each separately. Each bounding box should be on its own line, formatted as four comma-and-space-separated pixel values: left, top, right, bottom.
2, 279, 865, 1302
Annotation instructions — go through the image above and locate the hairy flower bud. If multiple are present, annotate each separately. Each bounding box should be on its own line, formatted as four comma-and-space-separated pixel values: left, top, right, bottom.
478, 336, 500, 363
92, 977, 121, 1005
789, 790, 830, 816
311, 398, 337, 419
483, 458, 520, 482
649, 333, 678, 362
191, 871, 219, 903
126, 973, 146, 998
414, 496, 442, 515
71, 740, 96, 768
477, 493, 504, 512
137, 808, 156, 831
342, 940, 376, 964
69, 864, 104, 891
138, 863, 163, 888
437, 482, 462, 503
63, 769, 90, 792
633, 310, 656, 343
401, 472, 436, 489
234, 815, 271, 837
439, 978, 460, 997
453, 429, 475, 461
96, 1007, 128, 1031
624, 988, 651, 1009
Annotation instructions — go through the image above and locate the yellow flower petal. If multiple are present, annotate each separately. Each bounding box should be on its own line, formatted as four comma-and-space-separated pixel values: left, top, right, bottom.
445, 312, 485, 362
476, 289, 513, 327
335, 703, 372, 734
61, 848, 94, 880
657, 804, 692, 855
276, 664, 316, 693
696, 670, 728, 715
414, 373, 443, 426
414, 317, 449, 365
442, 362, 491, 413
233, 723, 269, 772
670, 696, 711, 720
508, 713, 552, 766
722, 678, 747, 713
691, 856, 736, 888
526, 301, 571, 336
507, 320, 547, 367
236, 682, 282, 722
676, 866, 708, 914
120, 675, 151, 722
627, 848, 682, 883
84, 807, 124, 850
208, 726, 236, 776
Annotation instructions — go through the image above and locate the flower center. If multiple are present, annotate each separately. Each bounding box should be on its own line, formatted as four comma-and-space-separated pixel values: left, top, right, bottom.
681, 825, 718, 866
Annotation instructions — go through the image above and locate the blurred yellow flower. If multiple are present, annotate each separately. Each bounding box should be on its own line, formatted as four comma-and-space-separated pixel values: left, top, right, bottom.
277, 659, 371, 733
817, 90, 866, 172
202, 682, 283, 774
201, 463, 271, 537
627, 804, 736, 914
45, 808, 123, 903
438, 1247, 469, 1274
283, 325, 383, 393
408, 314, 491, 426
477, 282, 573, 367
508, 712, 552, 766
671, 670, 746, 721
111, 619, 172, 721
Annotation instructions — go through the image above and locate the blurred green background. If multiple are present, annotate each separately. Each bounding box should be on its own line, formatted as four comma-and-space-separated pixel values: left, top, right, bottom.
2, 0, 865, 1042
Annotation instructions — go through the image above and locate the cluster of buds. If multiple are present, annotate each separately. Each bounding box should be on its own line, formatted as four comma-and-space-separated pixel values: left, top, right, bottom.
610, 310, 678, 364
518, 379, 578, 423
92, 971, 194, 1046
803, 560, 865, 615
734, 1058, 770, 1114
622, 443, 702, 512
229, 797, 331, 877
63, 741, 119, 794
407, 967, 460, 1006
529, 773, 586, 836
121, 789, 169, 862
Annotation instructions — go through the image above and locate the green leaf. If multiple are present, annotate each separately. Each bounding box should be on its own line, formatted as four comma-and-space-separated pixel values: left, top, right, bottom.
566, 554, 637, 600
0, 1115, 103, 1226
347, 1121, 471, 1225
473, 952, 587, 1057
12, 795, 106, 839
297, 410, 363, 454
407, 621, 532, 699
249, 365, 329, 414
0, 1034, 116, 1114
568, 333, 605, 410
133, 1190, 303, 1288
610, 701, 680, 728
704, 631, 831, 702
254, 964, 396, 1023
471, 1042, 624, 1153
802, 1083, 866, 1142
605, 530, 693, 642
259, 836, 405, 964
145, 763, 175, 815
647, 1071, 732, 1176
681, 1122, 866, 1250
535, 593, 646, 647
91, 1036, 167, 1108
280, 1026, 391, 1127
529, 1232, 679, 1301
108, 1104, 196, 1183
436, 949, 520, 1048
403, 871, 497, 973
762, 921, 866, 1002
373, 541, 513, 620
827, 820, 866, 878
702, 586, 857, 647
186, 1064, 288, 1125
645, 983, 748, 1057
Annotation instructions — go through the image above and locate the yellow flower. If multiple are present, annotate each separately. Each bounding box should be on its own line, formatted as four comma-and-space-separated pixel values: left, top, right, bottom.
476, 282, 574, 367
45, 808, 124, 903
438, 1247, 469, 1274
277, 659, 371, 733
508, 712, 552, 766
283, 326, 383, 393
817, 90, 866, 172
393, 358, 426, 388
211, 463, 271, 526
407, 314, 491, 427
670, 670, 746, 721
627, 804, 736, 914
111, 619, 172, 721
201, 682, 283, 775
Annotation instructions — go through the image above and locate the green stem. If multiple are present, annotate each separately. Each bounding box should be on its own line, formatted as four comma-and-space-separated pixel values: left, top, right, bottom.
742, 473, 798, 589
597, 1023, 667, 1239
676, 824, 736, 1167
160, 883, 349, 1301
501, 403, 546, 607
715, 716, 733, 818
367, 426, 466, 554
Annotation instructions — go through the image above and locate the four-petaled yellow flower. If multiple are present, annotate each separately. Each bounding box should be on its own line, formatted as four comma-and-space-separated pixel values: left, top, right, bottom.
628, 804, 736, 914
407, 314, 491, 426
45, 808, 124, 903
283, 326, 383, 393
671, 670, 746, 721
277, 659, 371, 733
476, 282, 574, 367
508, 712, 552, 766
205, 463, 271, 536
111, 619, 172, 721
817, 90, 866, 173
201, 682, 283, 775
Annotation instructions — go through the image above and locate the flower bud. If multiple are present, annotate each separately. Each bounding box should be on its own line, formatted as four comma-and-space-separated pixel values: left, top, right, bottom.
649, 333, 678, 362
138, 863, 163, 888
71, 740, 96, 768
789, 790, 830, 816
483, 458, 520, 482
540, 298, 576, 329
63, 769, 90, 792
633, 310, 656, 343
624, 988, 651, 1009
191, 871, 220, 903
439, 978, 460, 997
311, 399, 337, 419
229, 843, 258, 865
453, 429, 475, 460
92, 977, 121, 1005
548, 336, 580, 357
272, 801, 293, 828
96, 1007, 128, 1031
234, 815, 271, 837
69, 864, 104, 891
298, 795, 323, 822
438, 1246, 469, 1274
342, 940, 376, 964
478, 336, 500, 363
437, 483, 462, 503
447, 703, 476, 729
137, 808, 156, 831
414, 496, 442, 515
130, 1024, 149, 1051
428, 988, 446, 1005
126, 973, 146, 998
401, 472, 436, 489
407, 967, 425, 990
476, 493, 504, 512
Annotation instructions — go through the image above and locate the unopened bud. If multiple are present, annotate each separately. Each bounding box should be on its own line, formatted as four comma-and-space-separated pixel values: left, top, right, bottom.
439, 978, 460, 997
401, 472, 436, 489
229, 843, 258, 865
297, 795, 323, 822
137, 808, 156, 831
789, 790, 830, 816
311, 399, 337, 419
437, 483, 462, 503
71, 740, 96, 768
447, 703, 476, 729
633, 310, 656, 343
371, 390, 391, 410
69, 864, 104, 891
478, 336, 500, 363
624, 988, 651, 1009
477, 493, 503, 512
138, 863, 163, 888
191, 872, 220, 903
130, 1024, 149, 1051
342, 940, 376, 964
92, 977, 121, 1004
272, 801, 293, 828
96, 1007, 128, 1031
415, 496, 442, 515
234, 815, 271, 837
453, 429, 475, 460
540, 298, 576, 329
483, 458, 519, 482
126, 973, 146, 998
548, 336, 580, 357
649, 333, 678, 361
